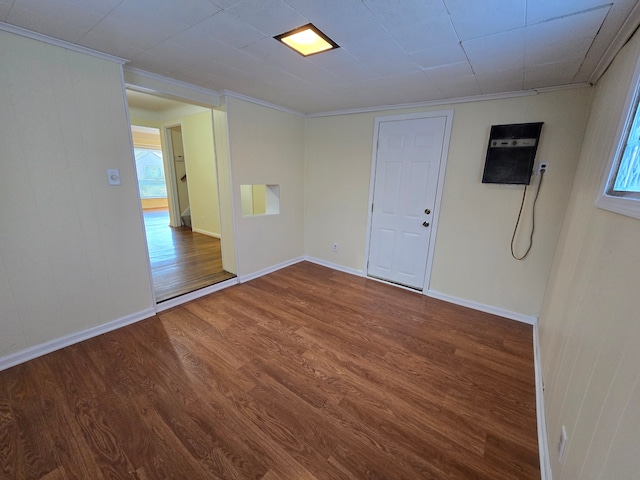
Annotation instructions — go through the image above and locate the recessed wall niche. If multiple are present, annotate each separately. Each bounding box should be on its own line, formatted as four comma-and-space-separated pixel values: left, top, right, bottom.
240, 184, 280, 217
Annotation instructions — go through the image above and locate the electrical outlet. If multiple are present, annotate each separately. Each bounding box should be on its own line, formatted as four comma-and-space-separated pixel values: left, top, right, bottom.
558, 425, 568, 463
332, 243, 338, 252
536, 162, 549, 175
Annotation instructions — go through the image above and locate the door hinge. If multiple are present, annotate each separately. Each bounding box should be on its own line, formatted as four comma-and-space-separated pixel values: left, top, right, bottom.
371, 203, 374, 212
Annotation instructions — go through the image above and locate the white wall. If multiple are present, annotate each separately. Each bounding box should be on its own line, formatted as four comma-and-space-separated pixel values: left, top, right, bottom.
538, 28, 640, 479
227, 97, 305, 277
0, 31, 154, 359
305, 89, 592, 318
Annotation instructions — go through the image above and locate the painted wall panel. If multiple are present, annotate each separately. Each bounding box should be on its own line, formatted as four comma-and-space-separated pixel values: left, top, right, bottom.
227, 97, 305, 276
0, 31, 153, 358
304, 89, 592, 317
538, 27, 640, 480
181, 111, 220, 237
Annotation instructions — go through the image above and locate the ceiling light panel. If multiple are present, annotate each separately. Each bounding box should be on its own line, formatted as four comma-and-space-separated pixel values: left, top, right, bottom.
275, 23, 339, 56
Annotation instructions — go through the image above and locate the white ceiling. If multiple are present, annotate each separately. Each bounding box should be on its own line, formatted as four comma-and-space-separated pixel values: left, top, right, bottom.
1, 0, 639, 114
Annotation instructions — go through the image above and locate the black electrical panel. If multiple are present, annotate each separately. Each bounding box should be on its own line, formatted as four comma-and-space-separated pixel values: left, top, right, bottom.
482, 122, 543, 185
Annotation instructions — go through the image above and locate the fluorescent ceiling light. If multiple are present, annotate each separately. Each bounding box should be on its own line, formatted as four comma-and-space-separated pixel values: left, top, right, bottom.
274, 23, 339, 57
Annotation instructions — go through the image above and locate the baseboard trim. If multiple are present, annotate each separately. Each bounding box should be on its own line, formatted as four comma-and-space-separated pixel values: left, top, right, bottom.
426, 289, 538, 325
155, 277, 239, 312
534, 324, 552, 480
238, 257, 305, 283
191, 227, 221, 239
303, 256, 365, 277
0, 307, 156, 372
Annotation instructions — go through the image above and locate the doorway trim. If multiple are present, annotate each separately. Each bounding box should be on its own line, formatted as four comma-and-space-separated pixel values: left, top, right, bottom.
161, 123, 183, 228
363, 109, 454, 293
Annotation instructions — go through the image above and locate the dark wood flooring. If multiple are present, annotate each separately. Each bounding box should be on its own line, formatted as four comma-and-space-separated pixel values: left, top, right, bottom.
143, 209, 235, 302
0, 262, 540, 479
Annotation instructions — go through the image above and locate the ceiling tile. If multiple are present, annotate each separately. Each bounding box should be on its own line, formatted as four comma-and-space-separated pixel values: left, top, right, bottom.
313, 2, 387, 45
106, 0, 220, 27
80, 17, 185, 53
329, 63, 381, 83
431, 74, 482, 98
524, 6, 610, 66
422, 61, 474, 81
0, 7, 9, 22
6, 0, 105, 42
410, 42, 468, 69
209, 0, 243, 8
78, 27, 147, 60
130, 42, 201, 74
364, 54, 421, 77
224, 0, 308, 36
341, 33, 406, 63
283, 0, 362, 19
194, 11, 266, 48
59, 0, 125, 16
242, 36, 304, 67
526, 0, 612, 24
307, 47, 359, 70
524, 59, 583, 88
389, 15, 460, 53
462, 29, 525, 75
445, 0, 526, 40
161, 28, 236, 63
475, 67, 524, 94
362, 0, 449, 29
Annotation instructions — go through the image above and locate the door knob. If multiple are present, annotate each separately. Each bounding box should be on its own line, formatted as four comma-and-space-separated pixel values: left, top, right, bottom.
422, 221, 430, 227
425, 209, 431, 214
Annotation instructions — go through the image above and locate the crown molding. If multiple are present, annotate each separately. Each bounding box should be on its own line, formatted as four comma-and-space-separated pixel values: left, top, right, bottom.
306, 84, 593, 118
0, 21, 128, 64
305, 90, 539, 118
221, 90, 305, 116
124, 67, 221, 108
588, 1, 640, 85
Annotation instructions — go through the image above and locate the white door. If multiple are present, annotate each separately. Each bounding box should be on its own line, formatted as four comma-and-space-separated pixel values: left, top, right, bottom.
367, 116, 447, 290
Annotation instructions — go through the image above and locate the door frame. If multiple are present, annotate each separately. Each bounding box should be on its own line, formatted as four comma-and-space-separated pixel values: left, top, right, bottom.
363, 110, 454, 293
162, 123, 183, 228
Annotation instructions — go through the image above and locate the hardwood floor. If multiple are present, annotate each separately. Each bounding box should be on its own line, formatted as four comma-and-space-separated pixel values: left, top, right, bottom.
0, 262, 540, 479
143, 209, 235, 302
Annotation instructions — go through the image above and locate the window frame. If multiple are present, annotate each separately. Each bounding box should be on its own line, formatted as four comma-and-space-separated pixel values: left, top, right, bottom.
596, 53, 640, 220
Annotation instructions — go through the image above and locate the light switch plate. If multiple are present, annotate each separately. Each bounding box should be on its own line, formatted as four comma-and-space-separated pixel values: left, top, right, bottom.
107, 169, 121, 186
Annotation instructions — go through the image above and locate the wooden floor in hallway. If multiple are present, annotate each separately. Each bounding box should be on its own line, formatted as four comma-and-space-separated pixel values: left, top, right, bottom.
143, 208, 235, 302
0, 262, 540, 480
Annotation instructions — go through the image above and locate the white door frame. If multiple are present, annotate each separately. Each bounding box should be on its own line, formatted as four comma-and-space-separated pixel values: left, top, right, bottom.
363, 110, 454, 293
161, 124, 183, 228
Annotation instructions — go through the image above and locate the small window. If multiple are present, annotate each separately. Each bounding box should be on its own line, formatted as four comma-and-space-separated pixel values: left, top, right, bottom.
596, 55, 640, 219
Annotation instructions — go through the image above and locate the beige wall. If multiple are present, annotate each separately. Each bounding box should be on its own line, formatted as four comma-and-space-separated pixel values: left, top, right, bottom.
181, 111, 221, 237
227, 97, 305, 277
538, 28, 640, 479
0, 31, 153, 358
305, 89, 592, 317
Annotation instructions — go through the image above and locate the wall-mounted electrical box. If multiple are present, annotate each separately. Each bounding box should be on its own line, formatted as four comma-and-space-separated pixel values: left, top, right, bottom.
482, 122, 544, 185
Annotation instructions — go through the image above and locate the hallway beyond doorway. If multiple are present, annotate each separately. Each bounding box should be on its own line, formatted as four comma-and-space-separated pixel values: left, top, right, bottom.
143, 209, 235, 302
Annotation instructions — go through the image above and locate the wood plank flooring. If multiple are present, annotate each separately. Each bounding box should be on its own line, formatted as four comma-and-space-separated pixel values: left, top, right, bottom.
143, 209, 235, 302
0, 262, 540, 479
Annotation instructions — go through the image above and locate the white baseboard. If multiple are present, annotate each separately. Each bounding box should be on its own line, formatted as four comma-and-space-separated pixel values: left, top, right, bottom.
0, 307, 156, 371
238, 257, 305, 283
534, 324, 552, 480
155, 277, 239, 312
426, 289, 538, 325
304, 256, 365, 277
191, 227, 221, 239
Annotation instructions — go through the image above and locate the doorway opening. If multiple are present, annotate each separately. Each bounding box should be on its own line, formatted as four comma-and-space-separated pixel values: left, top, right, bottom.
127, 89, 236, 303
